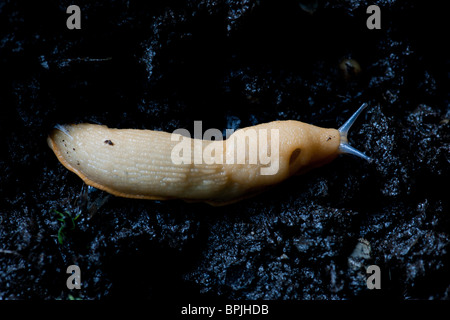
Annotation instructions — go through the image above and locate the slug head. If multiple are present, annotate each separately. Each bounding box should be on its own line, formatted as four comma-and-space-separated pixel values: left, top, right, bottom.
288, 124, 341, 176
282, 102, 372, 178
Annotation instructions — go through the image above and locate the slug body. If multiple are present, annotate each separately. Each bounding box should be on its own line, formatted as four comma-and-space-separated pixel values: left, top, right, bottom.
48, 104, 370, 206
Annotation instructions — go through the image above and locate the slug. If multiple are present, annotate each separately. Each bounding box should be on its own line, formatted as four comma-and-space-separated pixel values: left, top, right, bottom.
47, 103, 371, 206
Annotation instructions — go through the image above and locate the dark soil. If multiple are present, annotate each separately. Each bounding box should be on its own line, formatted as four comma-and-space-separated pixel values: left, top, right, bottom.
0, 0, 449, 302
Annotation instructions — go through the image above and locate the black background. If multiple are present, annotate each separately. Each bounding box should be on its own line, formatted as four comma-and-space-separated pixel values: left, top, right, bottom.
0, 0, 449, 310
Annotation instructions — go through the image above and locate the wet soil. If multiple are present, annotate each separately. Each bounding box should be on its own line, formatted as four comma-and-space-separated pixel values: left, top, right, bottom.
0, 0, 449, 300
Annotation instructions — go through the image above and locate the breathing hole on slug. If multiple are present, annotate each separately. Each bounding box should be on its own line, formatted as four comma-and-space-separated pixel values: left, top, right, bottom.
289, 148, 301, 165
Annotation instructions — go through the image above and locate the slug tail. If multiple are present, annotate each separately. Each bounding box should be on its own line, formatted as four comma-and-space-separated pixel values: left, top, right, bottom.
338, 103, 372, 162
53, 124, 73, 140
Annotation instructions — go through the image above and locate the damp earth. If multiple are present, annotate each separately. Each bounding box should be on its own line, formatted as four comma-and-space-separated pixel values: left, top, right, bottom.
0, 1, 448, 299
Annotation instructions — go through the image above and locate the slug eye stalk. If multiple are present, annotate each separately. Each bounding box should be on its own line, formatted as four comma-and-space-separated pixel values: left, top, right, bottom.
338, 103, 372, 162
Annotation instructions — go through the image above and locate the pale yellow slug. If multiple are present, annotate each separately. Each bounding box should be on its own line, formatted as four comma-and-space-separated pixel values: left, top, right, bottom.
47, 104, 371, 206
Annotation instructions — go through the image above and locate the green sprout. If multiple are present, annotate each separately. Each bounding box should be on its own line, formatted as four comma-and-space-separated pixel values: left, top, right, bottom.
53, 209, 81, 244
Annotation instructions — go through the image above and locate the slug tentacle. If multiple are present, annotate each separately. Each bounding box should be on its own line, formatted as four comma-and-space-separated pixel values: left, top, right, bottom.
338, 103, 372, 162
